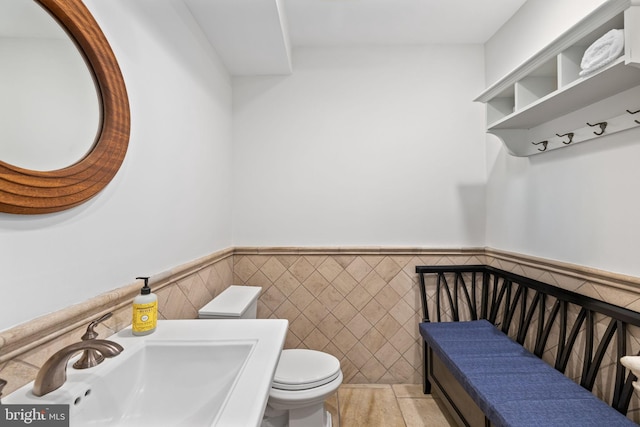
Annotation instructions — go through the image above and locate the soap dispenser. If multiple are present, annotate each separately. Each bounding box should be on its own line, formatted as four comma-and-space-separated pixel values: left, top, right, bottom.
132, 276, 157, 336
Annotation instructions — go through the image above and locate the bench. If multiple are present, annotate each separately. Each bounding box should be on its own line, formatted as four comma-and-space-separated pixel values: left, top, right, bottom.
416, 265, 640, 427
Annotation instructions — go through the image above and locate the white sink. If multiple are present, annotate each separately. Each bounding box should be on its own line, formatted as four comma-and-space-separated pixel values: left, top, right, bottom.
71, 341, 254, 426
5, 319, 288, 427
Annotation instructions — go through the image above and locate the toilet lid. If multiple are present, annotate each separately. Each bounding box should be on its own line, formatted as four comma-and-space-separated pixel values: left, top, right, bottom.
272, 349, 341, 391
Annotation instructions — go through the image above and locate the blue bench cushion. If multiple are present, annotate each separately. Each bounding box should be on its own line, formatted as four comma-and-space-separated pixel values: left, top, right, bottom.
420, 320, 636, 427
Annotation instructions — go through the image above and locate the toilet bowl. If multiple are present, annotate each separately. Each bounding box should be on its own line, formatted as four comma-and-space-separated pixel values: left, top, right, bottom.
199, 286, 342, 427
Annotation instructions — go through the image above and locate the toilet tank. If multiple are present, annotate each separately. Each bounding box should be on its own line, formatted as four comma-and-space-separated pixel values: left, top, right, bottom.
198, 286, 262, 319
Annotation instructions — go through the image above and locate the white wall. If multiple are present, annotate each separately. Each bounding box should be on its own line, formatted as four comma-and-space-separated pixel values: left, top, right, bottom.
232, 46, 487, 247
8, 0, 632, 332
0, 0, 233, 331
484, 0, 640, 276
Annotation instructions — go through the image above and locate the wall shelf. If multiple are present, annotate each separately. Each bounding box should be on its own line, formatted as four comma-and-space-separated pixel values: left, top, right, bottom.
475, 0, 640, 156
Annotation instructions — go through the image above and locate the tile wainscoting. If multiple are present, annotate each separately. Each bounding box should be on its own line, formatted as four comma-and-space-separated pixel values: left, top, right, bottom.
233, 247, 488, 385
2, 246, 640, 417
0, 248, 234, 395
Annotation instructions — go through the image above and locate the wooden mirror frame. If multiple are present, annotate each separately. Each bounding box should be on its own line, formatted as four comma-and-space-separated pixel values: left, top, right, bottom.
0, 0, 130, 215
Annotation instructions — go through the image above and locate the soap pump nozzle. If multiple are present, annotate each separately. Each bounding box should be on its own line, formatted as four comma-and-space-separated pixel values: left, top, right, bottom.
136, 276, 151, 295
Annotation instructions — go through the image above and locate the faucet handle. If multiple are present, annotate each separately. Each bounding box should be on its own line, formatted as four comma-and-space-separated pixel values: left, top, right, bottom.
0, 378, 7, 403
80, 312, 113, 341
73, 313, 113, 369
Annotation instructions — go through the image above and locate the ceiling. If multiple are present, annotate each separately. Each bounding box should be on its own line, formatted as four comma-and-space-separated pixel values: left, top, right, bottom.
184, 0, 527, 76
284, 0, 528, 46
4, 0, 528, 75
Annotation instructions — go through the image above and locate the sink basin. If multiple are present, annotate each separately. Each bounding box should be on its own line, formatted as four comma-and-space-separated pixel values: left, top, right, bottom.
72, 341, 254, 426
5, 319, 288, 427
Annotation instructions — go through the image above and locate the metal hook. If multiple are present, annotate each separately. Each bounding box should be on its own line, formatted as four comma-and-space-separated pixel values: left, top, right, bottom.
627, 109, 640, 125
531, 140, 548, 152
555, 132, 574, 145
586, 121, 607, 135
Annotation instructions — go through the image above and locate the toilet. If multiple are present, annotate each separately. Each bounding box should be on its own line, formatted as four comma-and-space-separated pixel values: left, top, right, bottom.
199, 286, 343, 427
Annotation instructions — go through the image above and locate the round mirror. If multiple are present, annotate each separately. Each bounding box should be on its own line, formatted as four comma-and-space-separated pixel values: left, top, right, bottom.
0, 0, 100, 171
0, 0, 130, 215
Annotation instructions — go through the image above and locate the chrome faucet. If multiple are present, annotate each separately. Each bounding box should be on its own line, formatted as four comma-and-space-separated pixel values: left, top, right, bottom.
33, 339, 123, 397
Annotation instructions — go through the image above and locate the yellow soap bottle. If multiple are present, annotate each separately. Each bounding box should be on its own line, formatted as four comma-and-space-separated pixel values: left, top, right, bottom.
132, 276, 157, 336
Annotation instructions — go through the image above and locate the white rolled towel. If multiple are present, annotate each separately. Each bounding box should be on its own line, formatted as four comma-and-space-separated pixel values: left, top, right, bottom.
579, 29, 625, 77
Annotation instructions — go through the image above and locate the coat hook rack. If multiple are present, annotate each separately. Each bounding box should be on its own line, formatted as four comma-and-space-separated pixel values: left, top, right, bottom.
493, 106, 640, 156
586, 121, 607, 135
531, 140, 548, 152
627, 109, 640, 125
556, 132, 574, 145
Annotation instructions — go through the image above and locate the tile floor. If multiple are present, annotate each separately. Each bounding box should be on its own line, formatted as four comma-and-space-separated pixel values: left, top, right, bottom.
325, 384, 456, 427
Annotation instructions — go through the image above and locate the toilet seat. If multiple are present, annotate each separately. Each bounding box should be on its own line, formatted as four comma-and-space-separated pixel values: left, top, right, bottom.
272, 349, 341, 391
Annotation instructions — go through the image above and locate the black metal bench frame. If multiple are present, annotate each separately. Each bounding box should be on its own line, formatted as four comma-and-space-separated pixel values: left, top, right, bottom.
416, 265, 640, 423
